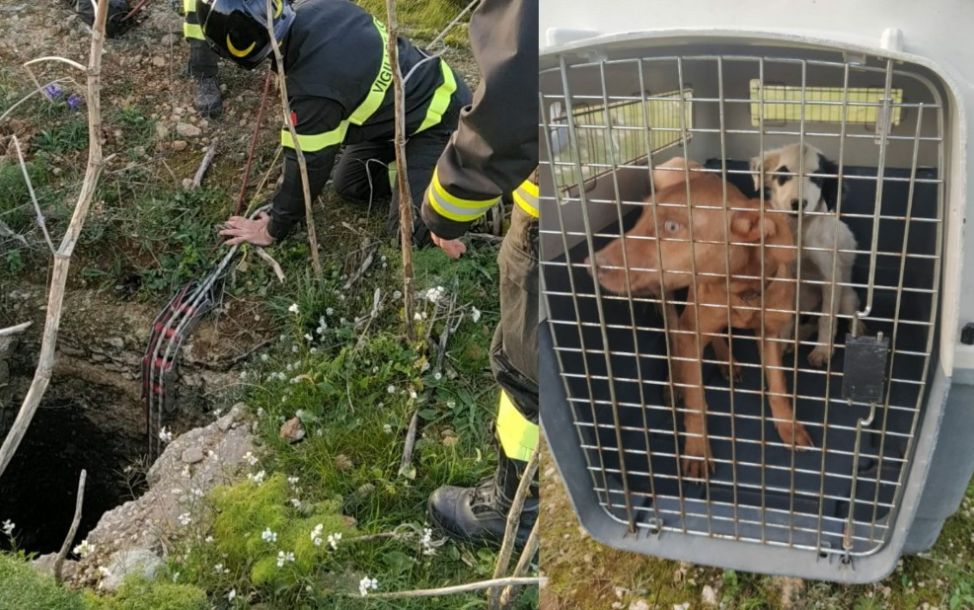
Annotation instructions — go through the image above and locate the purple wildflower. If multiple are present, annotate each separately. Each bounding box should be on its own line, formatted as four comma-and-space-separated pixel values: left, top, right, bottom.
43, 84, 64, 100
66, 94, 84, 111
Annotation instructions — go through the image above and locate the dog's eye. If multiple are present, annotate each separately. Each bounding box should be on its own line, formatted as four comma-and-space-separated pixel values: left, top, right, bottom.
663, 220, 681, 234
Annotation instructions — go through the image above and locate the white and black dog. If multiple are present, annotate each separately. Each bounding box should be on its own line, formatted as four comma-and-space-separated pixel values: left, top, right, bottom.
751, 143, 861, 367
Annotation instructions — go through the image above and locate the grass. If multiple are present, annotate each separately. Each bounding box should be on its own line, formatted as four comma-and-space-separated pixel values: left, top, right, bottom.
541, 448, 974, 609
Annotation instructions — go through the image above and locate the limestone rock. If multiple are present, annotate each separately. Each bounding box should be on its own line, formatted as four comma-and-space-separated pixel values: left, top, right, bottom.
175, 122, 201, 138
279, 417, 305, 443
171, 140, 188, 152
181, 447, 204, 464
701, 585, 718, 607
100, 548, 163, 592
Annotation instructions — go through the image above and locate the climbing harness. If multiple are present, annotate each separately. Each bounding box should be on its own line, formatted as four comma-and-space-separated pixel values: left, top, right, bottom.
141, 205, 269, 459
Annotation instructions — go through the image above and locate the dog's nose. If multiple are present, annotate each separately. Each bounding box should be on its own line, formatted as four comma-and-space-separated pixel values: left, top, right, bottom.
790, 198, 801, 211
585, 253, 603, 278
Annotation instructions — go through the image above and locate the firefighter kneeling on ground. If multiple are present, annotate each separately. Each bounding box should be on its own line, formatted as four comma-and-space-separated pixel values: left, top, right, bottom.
422, 0, 539, 545
192, 0, 470, 246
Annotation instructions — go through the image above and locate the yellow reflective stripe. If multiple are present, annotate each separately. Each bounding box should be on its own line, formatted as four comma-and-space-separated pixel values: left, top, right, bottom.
512, 179, 539, 218
496, 390, 539, 462
183, 0, 195, 13
426, 168, 499, 222
183, 23, 204, 40
281, 120, 349, 152
348, 18, 393, 126
414, 60, 457, 134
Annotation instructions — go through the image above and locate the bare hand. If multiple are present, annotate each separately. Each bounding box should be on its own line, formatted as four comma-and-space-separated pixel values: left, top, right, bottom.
219, 212, 274, 246
431, 231, 466, 259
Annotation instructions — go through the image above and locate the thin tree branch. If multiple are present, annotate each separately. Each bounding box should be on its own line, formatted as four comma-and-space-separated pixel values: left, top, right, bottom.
191, 137, 219, 188
265, 0, 322, 278
10, 135, 55, 254
385, 0, 415, 340
364, 577, 544, 599
0, 322, 32, 337
54, 469, 86, 583
499, 519, 539, 607
489, 445, 540, 609
23, 56, 88, 72
0, 0, 110, 479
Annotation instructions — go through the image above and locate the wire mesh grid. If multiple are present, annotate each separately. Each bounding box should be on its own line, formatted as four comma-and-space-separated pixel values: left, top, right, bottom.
539, 50, 945, 561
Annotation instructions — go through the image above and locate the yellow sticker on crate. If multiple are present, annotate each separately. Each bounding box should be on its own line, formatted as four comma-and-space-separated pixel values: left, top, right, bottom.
749, 80, 903, 126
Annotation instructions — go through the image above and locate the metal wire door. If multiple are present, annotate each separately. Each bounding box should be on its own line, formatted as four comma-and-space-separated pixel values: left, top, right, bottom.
540, 49, 945, 562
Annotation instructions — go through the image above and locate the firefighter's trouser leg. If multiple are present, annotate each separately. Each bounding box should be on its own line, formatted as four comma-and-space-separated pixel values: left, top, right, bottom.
331, 82, 471, 245
183, 0, 218, 77
491, 203, 539, 501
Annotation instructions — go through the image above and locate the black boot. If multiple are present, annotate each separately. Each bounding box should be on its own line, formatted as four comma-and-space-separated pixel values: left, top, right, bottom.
194, 75, 223, 119
427, 454, 537, 545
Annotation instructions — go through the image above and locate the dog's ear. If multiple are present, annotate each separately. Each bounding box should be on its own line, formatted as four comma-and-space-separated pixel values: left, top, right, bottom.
750, 151, 778, 193
816, 153, 841, 211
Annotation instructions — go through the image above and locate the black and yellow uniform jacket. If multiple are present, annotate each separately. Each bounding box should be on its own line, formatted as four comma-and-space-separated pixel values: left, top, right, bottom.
420, 0, 539, 240
268, 0, 462, 240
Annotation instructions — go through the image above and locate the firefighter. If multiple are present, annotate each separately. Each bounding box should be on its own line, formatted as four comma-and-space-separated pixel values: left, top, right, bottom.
422, 0, 539, 545
199, 0, 471, 246
182, 0, 224, 118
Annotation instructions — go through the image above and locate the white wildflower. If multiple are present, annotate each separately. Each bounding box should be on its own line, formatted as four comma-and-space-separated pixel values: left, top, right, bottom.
433, 371, 442, 381
178, 513, 192, 527
289, 498, 301, 508
227, 589, 236, 601
239, 370, 247, 380
420, 527, 437, 556
276, 550, 295, 568
392, 290, 402, 300
1, 520, 14, 537
425, 286, 445, 304
260, 353, 270, 362
158, 427, 173, 444
257, 407, 265, 418
310, 347, 318, 354
73, 539, 94, 558
386, 385, 396, 394
383, 423, 392, 434
288, 303, 299, 314
205, 535, 214, 544
326, 307, 334, 316
247, 470, 266, 484
192, 488, 204, 498
213, 563, 228, 574
311, 524, 324, 546
327, 532, 342, 550
304, 333, 313, 342
409, 389, 418, 400
261, 528, 277, 543
471, 306, 482, 323
97, 566, 112, 578
359, 576, 378, 597
413, 312, 422, 321
287, 475, 300, 486
291, 344, 299, 353
243, 451, 259, 466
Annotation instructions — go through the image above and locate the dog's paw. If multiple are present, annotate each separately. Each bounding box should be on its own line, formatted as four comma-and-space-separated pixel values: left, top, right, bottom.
719, 359, 744, 383
776, 421, 814, 450
681, 436, 714, 479
807, 346, 832, 367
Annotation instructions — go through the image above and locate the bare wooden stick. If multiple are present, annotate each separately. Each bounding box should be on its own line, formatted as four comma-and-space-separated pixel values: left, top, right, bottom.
0, 0, 110, 479
0, 321, 32, 337
397, 409, 419, 478
191, 138, 219, 188
488, 445, 540, 610
23, 56, 87, 72
364, 576, 543, 599
11, 135, 55, 254
385, 0, 415, 341
254, 246, 285, 283
498, 519, 539, 607
265, 0, 322, 278
54, 469, 86, 583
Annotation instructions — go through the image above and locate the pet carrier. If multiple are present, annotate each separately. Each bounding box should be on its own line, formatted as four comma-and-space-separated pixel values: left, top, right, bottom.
538, 0, 974, 583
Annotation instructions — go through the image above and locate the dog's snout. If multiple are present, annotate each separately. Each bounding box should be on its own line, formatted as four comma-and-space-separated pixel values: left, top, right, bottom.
585, 253, 601, 276
790, 198, 800, 211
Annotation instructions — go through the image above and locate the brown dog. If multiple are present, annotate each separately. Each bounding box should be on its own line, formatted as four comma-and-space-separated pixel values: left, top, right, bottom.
588, 162, 812, 478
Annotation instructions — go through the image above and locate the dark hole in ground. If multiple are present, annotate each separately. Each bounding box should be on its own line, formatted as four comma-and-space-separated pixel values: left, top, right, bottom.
0, 397, 146, 554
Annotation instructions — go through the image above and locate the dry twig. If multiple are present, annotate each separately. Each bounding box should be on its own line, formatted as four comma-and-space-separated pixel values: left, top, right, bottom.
54, 469, 87, 583
11, 135, 55, 254
499, 519, 539, 607
191, 138, 219, 188
488, 445, 540, 609
265, 0, 322, 278
385, 0, 416, 340
0, 0, 110, 479
0, 321, 32, 337
365, 577, 544, 599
